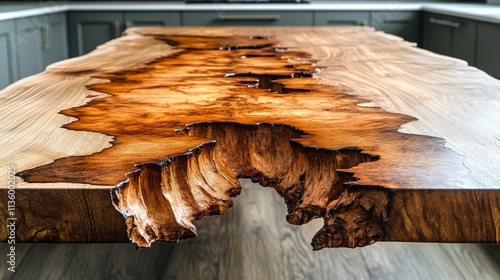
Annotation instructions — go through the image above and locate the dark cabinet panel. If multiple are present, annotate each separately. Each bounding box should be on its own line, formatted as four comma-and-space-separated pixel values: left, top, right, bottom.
372, 11, 420, 43
68, 12, 122, 57
42, 13, 69, 68
0, 20, 18, 89
16, 13, 68, 79
421, 12, 477, 65
68, 12, 181, 57
476, 22, 500, 79
16, 16, 42, 78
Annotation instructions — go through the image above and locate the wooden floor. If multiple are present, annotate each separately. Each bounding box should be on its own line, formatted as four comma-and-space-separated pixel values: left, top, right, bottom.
2, 180, 499, 280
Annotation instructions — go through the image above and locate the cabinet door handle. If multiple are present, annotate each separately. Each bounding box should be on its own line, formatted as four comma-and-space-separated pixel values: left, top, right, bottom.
114, 21, 121, 37
326, 20, 366, 26
429, 17, 461, 28
383, 20, 410, 24
42, 24, 51, 50
218, 14, 281, 21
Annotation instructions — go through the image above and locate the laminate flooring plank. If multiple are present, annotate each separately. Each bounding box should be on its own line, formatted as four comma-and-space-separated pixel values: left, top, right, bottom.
0, 243, 177, 280
9, 243, 71, 280
164, 186, 244, 279
165, 218, 238, 280
270, 191, 371, 280
239, 179, 374, 280
237, 180, 285, 280
361, 242, 463, 280
277, 220, 324, 280
439, 243, 500, 280
3, 241, 499, 280
0, 244, 31, 277
481, 244, 500, 265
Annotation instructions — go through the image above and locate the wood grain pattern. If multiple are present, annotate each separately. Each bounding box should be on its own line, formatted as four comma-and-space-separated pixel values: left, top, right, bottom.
0, 27, 499, 249
1, 181, 499, 280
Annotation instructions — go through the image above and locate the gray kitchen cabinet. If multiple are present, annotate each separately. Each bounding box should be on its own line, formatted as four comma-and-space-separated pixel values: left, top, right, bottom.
315, 11, 370, 26
421, 12, 477, 65
41, 13, 69, 70
68, 11, 180, 57
16, 13, 68, 79
68, 12, 122, 57
182, 11, 313, 26
0, 20, 18, 90
476, 22, 500, 79
372, 11, 420, 43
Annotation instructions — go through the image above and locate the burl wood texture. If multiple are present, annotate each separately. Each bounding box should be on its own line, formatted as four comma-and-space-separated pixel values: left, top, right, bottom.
0, 27, 499, 249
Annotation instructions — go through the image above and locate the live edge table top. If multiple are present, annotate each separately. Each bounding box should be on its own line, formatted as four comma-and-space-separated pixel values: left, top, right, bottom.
1, 27, 499, 249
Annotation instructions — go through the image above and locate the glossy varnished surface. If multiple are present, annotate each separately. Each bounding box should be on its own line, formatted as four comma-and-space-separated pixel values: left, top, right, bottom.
10, 32, 462, 248
19, 34, 463, 189
0, 27, 499, 248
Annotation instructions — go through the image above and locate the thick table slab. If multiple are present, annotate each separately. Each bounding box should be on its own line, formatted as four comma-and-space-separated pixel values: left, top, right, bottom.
1, 27, 499, 250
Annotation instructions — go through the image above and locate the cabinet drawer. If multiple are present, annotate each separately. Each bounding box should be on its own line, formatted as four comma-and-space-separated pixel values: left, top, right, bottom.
315, 11, 370, 26
182, 11, 313, 26
123, 12, 180, 27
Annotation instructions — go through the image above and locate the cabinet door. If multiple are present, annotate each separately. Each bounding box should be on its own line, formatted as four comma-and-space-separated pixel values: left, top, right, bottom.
421, 13, 477, 65
0, 20, 18, 89
68, 12, 122, 57
315, 12, 370, 26
123, 12, 180, 28
16, 13, 68, 79
15, 15, 44, 78
183, 11, 313, 26
476, 22, 500, 79
41, 13, 69, 69
372, 11, 420, 43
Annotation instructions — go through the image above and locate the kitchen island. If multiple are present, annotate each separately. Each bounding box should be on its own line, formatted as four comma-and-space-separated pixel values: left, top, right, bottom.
4, 2, 500, 89
0, 26, 499, 249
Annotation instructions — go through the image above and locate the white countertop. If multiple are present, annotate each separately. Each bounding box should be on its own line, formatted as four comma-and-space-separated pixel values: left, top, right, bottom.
0, 4, 67, 21
0, 1, 423, 22
423, 3, 500, 23
1, 2, 500, 24
65, 1, 424, 11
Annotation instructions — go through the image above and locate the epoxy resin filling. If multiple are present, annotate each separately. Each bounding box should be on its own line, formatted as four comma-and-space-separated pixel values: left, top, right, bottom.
20, 35, 403, 249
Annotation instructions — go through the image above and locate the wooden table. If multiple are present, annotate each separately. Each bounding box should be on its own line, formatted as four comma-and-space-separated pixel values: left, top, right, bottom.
1, 27, 499, 250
